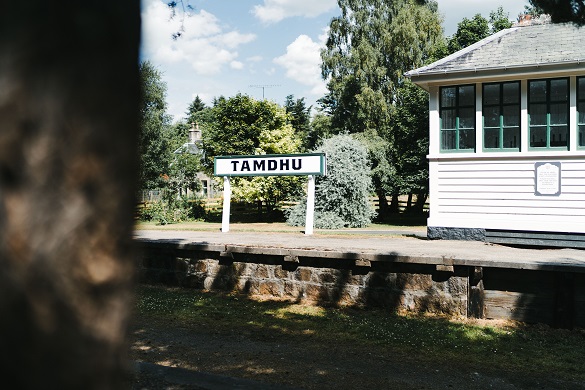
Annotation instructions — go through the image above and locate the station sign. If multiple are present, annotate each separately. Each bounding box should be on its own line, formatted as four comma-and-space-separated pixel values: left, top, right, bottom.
214, 153, 326, 177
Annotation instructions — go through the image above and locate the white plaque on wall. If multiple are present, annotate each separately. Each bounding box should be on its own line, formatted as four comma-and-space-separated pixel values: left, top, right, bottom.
535, 162, 561, 196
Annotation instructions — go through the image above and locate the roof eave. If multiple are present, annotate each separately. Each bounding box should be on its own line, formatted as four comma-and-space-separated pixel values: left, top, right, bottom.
406, 60, 585, 90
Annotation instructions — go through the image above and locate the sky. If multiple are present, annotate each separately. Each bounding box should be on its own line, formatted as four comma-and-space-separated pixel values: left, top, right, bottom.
141, 0, 530, 122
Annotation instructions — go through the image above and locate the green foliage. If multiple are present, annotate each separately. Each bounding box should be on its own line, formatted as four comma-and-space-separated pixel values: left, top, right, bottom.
528, 0, 585, 24
202, 94, 304, 208
489, 6, 513, 33
185, 95, 207, 124
445, 7, 513, 55
139, 61, 172, 190
284, 95, 312, 151
306, 112, 333, 151
319, 0, 443, 217
447, 14, 489, 53
287, 134, 375, 228
138, 195, 205, 225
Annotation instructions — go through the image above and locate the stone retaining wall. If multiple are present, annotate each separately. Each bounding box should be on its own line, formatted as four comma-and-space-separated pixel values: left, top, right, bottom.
140, 245, 469, 316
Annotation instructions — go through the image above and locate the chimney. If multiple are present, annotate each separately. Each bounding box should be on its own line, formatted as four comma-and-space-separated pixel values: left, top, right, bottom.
189, 122, 202, 143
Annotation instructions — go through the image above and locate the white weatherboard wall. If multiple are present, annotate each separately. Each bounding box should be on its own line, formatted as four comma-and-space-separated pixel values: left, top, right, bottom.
428, 156, 585, 233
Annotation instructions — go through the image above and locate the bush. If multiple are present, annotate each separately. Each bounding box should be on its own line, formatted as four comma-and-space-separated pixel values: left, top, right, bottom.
286, 134, 376, 229
138, 194, 206, 225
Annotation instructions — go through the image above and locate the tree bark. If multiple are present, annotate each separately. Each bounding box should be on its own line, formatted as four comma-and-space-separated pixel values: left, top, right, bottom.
0, 2, 140, 389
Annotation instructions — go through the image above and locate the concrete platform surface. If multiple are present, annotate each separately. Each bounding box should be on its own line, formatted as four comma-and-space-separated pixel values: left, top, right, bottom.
134, 229, 585, 272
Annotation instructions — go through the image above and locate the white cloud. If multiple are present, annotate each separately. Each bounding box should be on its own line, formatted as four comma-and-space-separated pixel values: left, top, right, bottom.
273, 34, 327, 97
230, 61, 244, 70
141, 0, 256, 75
253, 0, 337, 23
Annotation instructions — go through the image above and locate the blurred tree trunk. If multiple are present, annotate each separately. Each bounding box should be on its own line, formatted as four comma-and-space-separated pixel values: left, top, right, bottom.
0, 2, 140, 389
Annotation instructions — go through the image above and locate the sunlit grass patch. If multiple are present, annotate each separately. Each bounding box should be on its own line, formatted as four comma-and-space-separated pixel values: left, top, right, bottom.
134, 285, 585, 383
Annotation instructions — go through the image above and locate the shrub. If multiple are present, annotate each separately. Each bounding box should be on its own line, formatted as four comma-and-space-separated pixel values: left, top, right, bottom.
286, 134, 376, 228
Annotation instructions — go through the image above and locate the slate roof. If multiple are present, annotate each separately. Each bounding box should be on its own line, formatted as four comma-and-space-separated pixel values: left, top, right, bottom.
406, 22, 585, 80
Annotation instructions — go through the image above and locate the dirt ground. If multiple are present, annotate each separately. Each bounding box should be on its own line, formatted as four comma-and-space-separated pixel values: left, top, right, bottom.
129, 313, 585, 390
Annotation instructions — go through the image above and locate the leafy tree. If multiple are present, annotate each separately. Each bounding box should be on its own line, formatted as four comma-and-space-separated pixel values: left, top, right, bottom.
447, 14, 489, 53
287, 135, 376, 228
528, 0, 585, 24
320, 0, 443, 216
202, 94, 303, 211
444, 7, 512, 56
284, 95, 312, 150
306, 111, 333, 150
185, 95, 206, 124
139, 61, 172, 190
490, 6, 513, 33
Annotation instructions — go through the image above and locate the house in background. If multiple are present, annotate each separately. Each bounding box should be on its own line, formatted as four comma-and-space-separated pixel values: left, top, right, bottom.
406, 19, 585, 248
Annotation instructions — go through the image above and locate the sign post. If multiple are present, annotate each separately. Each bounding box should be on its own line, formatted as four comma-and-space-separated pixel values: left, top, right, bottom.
305, 175, 315, 235
214, 153, 326, 235
221, 176, 231, 232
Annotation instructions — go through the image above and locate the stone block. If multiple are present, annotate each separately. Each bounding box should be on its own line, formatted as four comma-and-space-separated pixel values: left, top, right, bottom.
295, 267, 313, 282
258, 281, 283, 297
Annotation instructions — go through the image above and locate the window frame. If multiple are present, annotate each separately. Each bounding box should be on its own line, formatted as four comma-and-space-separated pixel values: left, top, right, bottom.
439, 84, 476, 152
482, 81, 521, 152
528, 77, 569, 150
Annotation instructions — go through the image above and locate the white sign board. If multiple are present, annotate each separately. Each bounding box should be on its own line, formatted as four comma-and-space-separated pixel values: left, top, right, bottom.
535, 162, 561, 196
214, 153, 326, 177
214, 153, 327, 235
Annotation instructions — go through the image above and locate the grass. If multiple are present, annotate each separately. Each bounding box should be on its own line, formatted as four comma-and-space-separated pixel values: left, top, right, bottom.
135, 284, 585, 383
134, 220, 426, 235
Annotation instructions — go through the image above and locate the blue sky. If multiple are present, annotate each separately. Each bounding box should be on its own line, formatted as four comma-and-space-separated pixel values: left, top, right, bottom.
141, 0, 529, 122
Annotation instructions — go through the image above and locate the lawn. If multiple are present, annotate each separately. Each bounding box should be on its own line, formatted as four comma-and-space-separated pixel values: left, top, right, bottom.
132, 285, 585, 388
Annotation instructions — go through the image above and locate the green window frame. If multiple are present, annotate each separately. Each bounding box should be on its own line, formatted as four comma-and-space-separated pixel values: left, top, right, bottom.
528, 78, 569, 149
440, 85, 475, 152
578, 77, 585, 149
482, 82, 520, 151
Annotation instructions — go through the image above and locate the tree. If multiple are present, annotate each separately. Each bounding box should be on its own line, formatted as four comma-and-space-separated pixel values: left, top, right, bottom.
320, 0, 443, 216
139, 61, 172, 190
528, 0, 585, 24
284, 95, 312, 151
185, 95, 207, 124
490, 6, 513, 33
445, 7, 512, 56
202, 94, 303, 212
0, 1, 140, 388
287, 135, 376, 228
447, 14, 489, 53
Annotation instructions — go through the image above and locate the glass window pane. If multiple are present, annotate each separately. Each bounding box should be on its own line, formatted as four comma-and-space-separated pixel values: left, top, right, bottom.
579, 125, 585, 147
441, 87, 456, 107
550, 126, 568, 147
458, 85, 475, 106
503, 82, 520, 104
550, 79, 568, 101
503, 105, 519, 126
483, 84, 500, 105
530, 127, 547, 147
483, 106, 500, 127
550, 103, 567, 125
529, 103, 547, 125
484, 128, 500, 149
579, 102, 585, 124
459, 129, 475, 150
441, 109, 456, 129
579, 78, 585, 100
503, 127, 519, 149
459, 107, 475, 129
441, 130, 456, 150
529, 80, 547, 102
